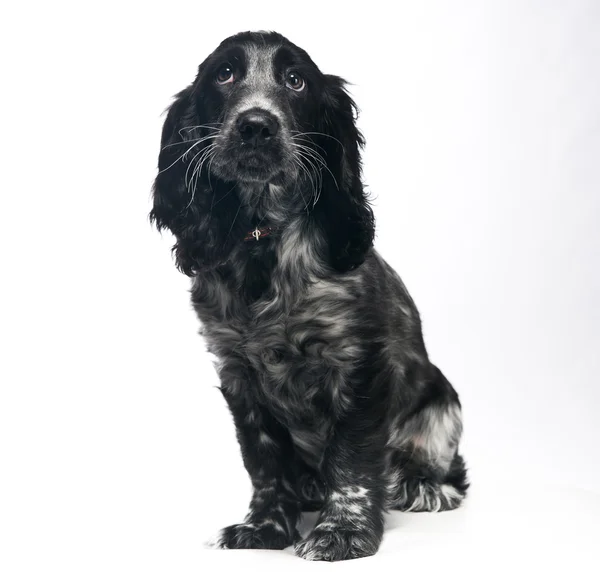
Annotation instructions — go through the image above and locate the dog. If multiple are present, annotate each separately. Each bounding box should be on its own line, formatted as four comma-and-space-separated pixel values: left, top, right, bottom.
151, 31, 468, 561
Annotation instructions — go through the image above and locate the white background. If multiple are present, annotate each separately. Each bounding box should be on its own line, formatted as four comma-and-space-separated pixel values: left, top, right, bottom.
1, 0, 599, 586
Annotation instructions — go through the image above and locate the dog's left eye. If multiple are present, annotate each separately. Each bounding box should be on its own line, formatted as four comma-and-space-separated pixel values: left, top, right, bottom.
216, 64, 234, 85
286, 72, 305, 92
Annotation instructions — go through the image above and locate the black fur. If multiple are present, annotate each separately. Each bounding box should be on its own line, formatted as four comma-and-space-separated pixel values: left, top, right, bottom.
151, 31, 468, 561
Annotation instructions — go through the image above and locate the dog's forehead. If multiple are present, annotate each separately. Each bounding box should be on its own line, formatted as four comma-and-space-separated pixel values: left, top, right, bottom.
243, 42, 280, 83
215, 41, 287, 121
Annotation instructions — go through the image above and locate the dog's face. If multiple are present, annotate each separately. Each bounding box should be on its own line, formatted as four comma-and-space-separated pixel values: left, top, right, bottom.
193, 34, 325, 185
152, 31, 374, 275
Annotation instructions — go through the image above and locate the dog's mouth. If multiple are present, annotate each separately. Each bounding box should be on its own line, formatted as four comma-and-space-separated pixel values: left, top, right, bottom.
235, 150, 284, 181
212, 139, 293, 183
238, 151, 275, 170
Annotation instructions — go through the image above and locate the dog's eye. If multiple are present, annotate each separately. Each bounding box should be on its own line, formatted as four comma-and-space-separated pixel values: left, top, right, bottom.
216, 64, 234, 85
286, 72, 305, 92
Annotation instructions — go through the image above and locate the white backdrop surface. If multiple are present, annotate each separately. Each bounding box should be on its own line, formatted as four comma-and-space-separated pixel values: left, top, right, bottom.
1, 1, 599, 586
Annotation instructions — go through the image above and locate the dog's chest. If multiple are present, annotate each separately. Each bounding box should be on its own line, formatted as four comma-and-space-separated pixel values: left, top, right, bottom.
192, 261, 364, 454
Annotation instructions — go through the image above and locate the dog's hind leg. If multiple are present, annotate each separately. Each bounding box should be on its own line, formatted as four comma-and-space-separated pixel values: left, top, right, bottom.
385, 366, 469, 512
386, 451, 468, 512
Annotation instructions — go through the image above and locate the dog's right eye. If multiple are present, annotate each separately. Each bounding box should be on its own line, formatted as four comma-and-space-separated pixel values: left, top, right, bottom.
216, 64, 234, 85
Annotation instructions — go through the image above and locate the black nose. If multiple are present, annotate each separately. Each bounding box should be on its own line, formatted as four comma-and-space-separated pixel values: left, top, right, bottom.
237, 109, 279, 146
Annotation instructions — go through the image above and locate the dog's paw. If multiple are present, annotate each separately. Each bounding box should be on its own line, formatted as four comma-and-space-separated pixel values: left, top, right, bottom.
294, 527, 380, 561
205, 521, 293, 550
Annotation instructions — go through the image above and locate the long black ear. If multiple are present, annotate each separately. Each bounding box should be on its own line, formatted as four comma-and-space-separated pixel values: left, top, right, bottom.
312, 75, 375, 272
150, 85, 243, 275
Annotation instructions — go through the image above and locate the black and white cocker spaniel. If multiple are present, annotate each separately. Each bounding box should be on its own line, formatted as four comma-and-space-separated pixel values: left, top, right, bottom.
151, 31, 468, 561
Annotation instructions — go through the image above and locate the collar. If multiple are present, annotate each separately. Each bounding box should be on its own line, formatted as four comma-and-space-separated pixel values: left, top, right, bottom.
243, 226, 277, 242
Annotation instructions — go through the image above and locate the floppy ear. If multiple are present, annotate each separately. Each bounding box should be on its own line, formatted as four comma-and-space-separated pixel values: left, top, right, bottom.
312, 75, 375, 272
150, 84, 196, 234
150, 85, 243, 275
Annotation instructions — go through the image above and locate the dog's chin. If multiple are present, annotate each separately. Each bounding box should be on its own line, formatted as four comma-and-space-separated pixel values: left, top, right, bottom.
213, 153, 292, 185
235, 163, 280, 183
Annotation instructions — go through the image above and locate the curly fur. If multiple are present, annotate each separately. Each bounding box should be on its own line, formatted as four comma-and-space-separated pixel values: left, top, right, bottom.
151, 31, 468, 562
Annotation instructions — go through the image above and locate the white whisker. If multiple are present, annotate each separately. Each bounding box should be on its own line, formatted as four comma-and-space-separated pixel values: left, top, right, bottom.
293, 153, 317, 208
295, 144, 339, 191
291, 131, 345, 151
177, 123, 223, 139
159, 133, 219, 174
184, 144, 213, 189
186, 145, 218, 209
296, 150, 324, 207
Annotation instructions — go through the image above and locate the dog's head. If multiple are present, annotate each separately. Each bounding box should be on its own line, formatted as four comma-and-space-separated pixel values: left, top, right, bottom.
151, 31, 374, 274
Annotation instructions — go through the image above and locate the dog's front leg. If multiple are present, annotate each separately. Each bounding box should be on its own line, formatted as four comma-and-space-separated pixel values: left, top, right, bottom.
295, 419, 386, 561
208, 385, 301, 550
